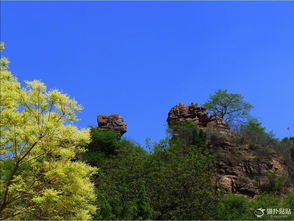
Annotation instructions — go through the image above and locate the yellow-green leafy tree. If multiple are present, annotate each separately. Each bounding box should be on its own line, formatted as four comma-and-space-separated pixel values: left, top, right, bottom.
0, 43, 97, 220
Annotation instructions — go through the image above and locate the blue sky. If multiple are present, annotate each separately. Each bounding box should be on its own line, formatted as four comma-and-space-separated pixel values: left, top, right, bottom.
1, 1, 294, 146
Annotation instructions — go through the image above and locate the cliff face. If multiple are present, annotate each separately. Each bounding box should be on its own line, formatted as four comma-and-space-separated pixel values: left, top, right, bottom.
211, 140, 288, 196
167, 103, 290, 197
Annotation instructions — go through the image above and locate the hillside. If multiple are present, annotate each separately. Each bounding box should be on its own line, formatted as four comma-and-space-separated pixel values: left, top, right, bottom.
82, 102, 294, 220
167, 103, 292, 197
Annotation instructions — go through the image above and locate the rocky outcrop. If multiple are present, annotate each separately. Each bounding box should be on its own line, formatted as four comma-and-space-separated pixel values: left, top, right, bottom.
97, 114, 127, 136
167, 102, 290, 197
213, 142, 288, 196
167, 103, 229, 130
94, 104, 290, 197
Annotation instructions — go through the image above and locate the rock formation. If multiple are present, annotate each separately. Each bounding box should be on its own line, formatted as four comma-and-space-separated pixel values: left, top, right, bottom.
167, 102, 290, 197
97, 114, 127, 136
213, 143, 288, 196
167, 102, 229, 129
94, 104, 291, 197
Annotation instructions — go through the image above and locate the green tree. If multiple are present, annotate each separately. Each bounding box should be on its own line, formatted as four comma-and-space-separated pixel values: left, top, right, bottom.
83, 129, 154, 220
146, 126, 220, 220
204, 89, 253, 125
135, 185, 156, 220
87, 127, 120, 155
0, 44, 97, 219
239, 118, 276, 147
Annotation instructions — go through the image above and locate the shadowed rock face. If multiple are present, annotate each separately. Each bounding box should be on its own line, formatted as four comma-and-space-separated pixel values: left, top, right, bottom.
167, 103, 229, 129
212, 142, 289, 197
97, 114, 127, 136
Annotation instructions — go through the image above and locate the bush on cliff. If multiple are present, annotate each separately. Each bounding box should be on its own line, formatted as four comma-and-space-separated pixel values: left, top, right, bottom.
238, 118, 277, 147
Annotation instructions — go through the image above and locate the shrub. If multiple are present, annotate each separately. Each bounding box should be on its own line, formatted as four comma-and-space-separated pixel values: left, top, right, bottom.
204, 127, 227, 146
284, 193, 294, 209
275, 138, 294, 183
238, 118, 277, 147
251, 194, 281, 208
262, 170, 286, 194
86, 128, 120, 155
215, 194, 250, 220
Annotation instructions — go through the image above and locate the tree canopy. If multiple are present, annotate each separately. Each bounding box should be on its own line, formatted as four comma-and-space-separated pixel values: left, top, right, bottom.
83, 124, 220, 220
0, 44, 97, 220
203, 89, 253, 125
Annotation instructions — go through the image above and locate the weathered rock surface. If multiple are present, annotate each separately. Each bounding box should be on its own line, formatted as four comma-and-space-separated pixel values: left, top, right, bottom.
97, 114, 127, 136
213, 143, 288, 196
167, 103, 229, 129
167, 102, 290, 197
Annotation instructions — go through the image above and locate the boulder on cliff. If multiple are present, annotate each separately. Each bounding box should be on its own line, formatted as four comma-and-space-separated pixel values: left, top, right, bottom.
97, 114, 127, 136
167, 102, 229, 129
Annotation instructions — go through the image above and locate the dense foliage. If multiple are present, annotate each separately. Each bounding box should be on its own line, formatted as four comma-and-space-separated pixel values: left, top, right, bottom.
215, 193, 294, 220
0, 45, 97, 220
83, 122, 294, 220
83, 124, 220, 220
83, 129, 155, 220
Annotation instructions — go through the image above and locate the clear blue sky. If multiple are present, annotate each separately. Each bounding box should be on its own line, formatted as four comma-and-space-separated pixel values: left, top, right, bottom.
1, 1, 294, 146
